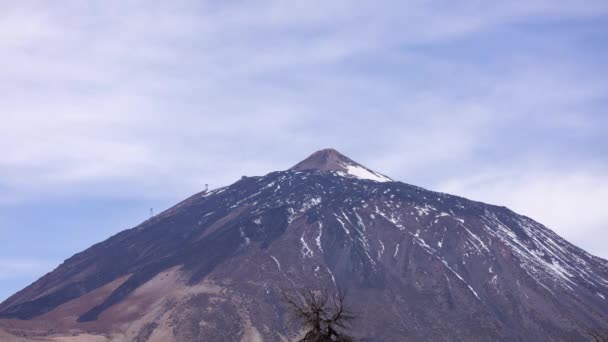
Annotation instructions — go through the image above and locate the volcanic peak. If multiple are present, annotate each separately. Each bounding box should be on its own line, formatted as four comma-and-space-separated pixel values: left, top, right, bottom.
290, 148, 391, 182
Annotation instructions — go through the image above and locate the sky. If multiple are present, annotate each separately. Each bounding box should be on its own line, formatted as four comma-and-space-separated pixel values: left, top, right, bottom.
1, 0, 607, 302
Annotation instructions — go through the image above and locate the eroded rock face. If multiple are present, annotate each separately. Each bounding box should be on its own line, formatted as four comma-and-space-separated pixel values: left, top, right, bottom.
1, 149, 607, 341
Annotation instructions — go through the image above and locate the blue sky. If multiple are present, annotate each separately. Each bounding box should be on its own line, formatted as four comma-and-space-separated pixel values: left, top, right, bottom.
1, 1, 607, 301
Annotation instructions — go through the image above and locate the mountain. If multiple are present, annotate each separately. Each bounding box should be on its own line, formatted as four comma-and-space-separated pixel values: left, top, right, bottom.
1, 148, 607, 341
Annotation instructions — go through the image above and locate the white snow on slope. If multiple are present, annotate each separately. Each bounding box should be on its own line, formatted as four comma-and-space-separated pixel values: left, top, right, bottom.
335, 163, 392, 182
240, 227, 250, 245
271, 255, 281, 270
327, 266, 337, 287
407, 232, 482, 301
374, 205, 404, 230
479, 212, 598, 291
271, 255, 298, 290
461, 225, 490, 253
335, 215, 350, 235
316, 222, 323, 252
345, 164, 391, 182
300, 197, 322, 212
301, 234, 314, 258
439, 259, 481, 300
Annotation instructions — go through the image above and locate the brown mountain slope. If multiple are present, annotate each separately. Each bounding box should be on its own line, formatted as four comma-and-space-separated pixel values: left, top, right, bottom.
1, 149, 607, 341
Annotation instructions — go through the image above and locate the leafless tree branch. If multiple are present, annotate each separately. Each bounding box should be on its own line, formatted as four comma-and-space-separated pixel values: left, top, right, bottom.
283, 288, 357, 342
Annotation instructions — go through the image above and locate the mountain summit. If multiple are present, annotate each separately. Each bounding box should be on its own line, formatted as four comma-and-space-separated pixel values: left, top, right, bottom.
1, 150, 607, 341
291, 148, 392, 182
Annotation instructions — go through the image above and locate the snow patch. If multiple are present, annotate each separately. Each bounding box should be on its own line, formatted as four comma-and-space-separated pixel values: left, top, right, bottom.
300, 234, 314, 258
271, 256, 281, 270
461, 226, 489, 253
326, 266, 337, 287
240, 227, 250, 245
374, 206, 404, 230
338, 163, 392, 182
335, 215, 350, 235
440, 259, 481, 300
354, 210, 366, 231
315, 222, 324, 252
287, 207, 297, 224
300, 197, 322, 212
480, 213, 584, 292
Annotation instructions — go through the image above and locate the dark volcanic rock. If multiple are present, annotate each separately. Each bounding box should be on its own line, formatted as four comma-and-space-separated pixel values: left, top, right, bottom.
1, 149, 607, 341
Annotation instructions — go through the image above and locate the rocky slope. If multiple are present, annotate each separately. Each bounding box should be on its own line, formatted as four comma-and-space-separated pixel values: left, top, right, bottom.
1, 149, 607, 341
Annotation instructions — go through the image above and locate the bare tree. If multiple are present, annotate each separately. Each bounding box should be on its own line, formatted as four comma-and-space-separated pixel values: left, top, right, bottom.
283, 289, 357, 342
580, 313, 608, 341
587, 330, 608, 342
